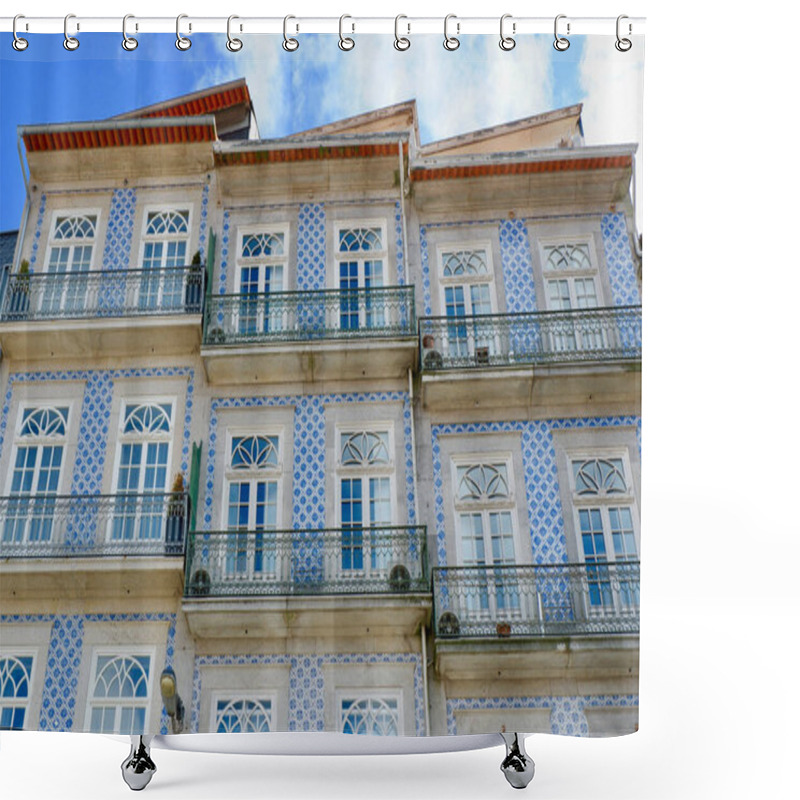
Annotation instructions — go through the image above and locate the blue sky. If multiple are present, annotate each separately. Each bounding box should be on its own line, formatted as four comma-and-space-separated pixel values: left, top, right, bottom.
0, 32, 643, 232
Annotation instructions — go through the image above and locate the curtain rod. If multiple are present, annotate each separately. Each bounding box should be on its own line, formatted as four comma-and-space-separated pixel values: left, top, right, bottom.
1, 16, 645, 36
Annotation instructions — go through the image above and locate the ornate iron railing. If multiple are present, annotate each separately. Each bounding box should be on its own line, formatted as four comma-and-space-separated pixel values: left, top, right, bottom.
203, 286, 416, 345
419, 306, 641, 370
184, 525, 428, 597
0, 266, 205, 322
432, 562, 640, 638
0, 493, 188, 557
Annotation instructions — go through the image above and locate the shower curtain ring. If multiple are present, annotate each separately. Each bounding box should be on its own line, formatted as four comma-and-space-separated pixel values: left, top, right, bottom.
64, 14, 79, 51
12, 15, 29, 51
227, 15, 243, 52
176, 14, 191, 51
553, 14, 570, 51
394, 15, 411, 51
444, 14, 460, 51
499, 14, 516, 51
615, 15, 633, 51
283, 15, 299, 51
122, 15, 138, 51
339, 15, 355, 51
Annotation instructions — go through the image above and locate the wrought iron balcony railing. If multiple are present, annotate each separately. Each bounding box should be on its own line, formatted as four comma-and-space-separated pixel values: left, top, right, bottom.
185, 525, 428, 597
0, 266, 205, 322
203, 286, 416, 346
0, 493, 189, 557
433, 562, 640, 639
419, 306, 642, 370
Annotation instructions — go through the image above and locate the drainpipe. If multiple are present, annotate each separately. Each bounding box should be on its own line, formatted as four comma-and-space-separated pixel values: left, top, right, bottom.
398, 139, 410, 284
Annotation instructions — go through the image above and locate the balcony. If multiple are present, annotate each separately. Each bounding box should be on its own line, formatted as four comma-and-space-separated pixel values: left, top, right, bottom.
0, 265, 205, 361
418, 305, 642, 411
182, 525, 431, 638
201, 286, 417, 384
0, 492, 188, 607
432, 563, 640, 684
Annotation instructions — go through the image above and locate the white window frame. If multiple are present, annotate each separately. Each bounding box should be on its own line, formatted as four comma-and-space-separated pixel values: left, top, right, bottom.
138, 205, 193, 268
210, 691, 276, 733
335, 426, 396, 578
538, 237, 604, 310
108, 398, 176, 543
567, 449, 640, 613
84, 646, 155, 734
336, 689, 403, 736
437, 242, 499, 362
332, 220, 389, 330
3, 404, 72, 546
234, 225, 289, 294
44, 207, 101, 273
221, 428, 284, 582
0, 648, 37, 731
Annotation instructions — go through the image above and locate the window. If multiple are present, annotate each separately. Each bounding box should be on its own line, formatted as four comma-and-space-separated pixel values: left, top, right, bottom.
87, 652, 152, 734
439, 246, 496, 360
225, 434, 281, 581
453, 460, 519, 617
571, 456, 639, 609
339, 694, 400, 736
42, 213, 97, 313
214, 697, 273, 732
140, 209, 190, 310
111, 402, 173, 541
3, 406, 69, 545
335, 225, 387, 329
338, 430, 393, 575
236, 229, 287, 335
0, 655, 34, 730
541, 241, 606, 352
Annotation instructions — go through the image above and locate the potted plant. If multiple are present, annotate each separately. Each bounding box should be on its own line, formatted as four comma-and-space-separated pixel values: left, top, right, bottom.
10, 259, 31, 318
165, 473, 187, 554
185, 250, 203, 312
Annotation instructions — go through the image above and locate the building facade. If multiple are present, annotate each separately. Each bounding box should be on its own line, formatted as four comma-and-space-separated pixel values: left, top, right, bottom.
0, 79, 641, 739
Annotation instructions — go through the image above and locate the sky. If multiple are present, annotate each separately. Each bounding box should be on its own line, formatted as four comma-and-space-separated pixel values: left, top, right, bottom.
0, 31, 644, 233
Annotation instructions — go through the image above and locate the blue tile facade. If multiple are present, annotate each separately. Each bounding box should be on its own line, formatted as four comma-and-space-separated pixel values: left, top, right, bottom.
500, 219, 538, 313
446, 694, 638, 736
394, 201, 406, 285
0, 613, 176, 733
191, 652, 424, 735
28, 193, 47, 270
297, 203, 326, 292
602, 212, 641, 306
101, 188, 137, 271
431, 416, 641, 566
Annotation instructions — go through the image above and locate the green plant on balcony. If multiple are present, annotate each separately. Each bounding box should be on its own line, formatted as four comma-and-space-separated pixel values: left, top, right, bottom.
10, 259, 31, 318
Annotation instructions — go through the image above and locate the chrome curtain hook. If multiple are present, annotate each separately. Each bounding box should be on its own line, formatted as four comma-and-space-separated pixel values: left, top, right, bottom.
339, 15, 355, 51
176, 14, 191, 51
615, 15, 632, 52
283, 15, 299, 51
12, 15, 29, 51
553, 14, 570, 51
444, 14, 460, 51
499, 14, 516, 51
227, 15, 243, 52
394, 15, 410, 51
122, 14, 138, 51
64, 13, 79, 51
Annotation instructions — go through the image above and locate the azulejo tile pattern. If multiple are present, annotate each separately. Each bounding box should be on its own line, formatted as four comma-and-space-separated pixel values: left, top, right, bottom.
446, 694, 638, 736
28, 193, 47, 269
204, 391, 415, 533
602, 212, 641, 306
0, 369, 195, 519
0, 613, 175, 732
419, 226, 432, 316
500, 219, 538, 313
191, 653, 424, 734
101, 188, 137, 271
431, 416, 641, 566
218, 210, 231, 295
297, 203, 326, 292
198, 183, 210, 261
